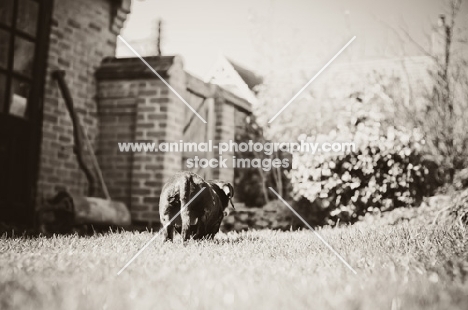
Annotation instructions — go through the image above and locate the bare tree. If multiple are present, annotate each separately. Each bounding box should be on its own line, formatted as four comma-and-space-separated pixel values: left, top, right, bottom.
379, 0, 468, 181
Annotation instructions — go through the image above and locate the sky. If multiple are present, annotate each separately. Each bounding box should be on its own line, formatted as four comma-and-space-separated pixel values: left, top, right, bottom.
117, 0, 467, 78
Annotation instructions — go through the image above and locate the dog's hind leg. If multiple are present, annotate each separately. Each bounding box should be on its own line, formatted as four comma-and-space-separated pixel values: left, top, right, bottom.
163, 223, 174, 241
180, 208, 191, 243
193, 216, 207, 240
179, 177, 192, 243
161, 212, 175, 241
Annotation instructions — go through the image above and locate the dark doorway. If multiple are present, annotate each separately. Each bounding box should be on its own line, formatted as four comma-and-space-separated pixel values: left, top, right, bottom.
0, 0, 52, 224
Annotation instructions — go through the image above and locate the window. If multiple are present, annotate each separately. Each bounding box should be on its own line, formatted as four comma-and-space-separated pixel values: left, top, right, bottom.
13, 36, 35, 78
16, 0, 38, 37
0, 0, 40, 119
0, 0, 14, 27
0, 0, 51, 224
0, 30, 9, 69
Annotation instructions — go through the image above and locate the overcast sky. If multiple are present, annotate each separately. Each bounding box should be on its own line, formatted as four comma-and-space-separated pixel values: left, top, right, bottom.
117, 0, 467, 78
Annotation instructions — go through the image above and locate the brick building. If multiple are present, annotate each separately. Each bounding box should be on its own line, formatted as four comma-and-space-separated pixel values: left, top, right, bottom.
95, 57, 253, 224
0, 0, 257, 226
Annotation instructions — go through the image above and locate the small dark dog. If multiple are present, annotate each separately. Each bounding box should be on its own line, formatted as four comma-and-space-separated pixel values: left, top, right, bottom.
159, 171, 234, 242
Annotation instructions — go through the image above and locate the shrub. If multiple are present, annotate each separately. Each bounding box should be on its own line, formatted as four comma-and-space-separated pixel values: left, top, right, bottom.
289, 112, 441, 226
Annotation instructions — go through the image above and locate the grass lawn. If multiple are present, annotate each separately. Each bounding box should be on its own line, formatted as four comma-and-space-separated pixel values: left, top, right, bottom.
1, 222, 467, 310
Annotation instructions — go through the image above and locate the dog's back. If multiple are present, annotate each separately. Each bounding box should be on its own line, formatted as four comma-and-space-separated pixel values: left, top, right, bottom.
159, 172, 205, 241
159, 171, 234, 241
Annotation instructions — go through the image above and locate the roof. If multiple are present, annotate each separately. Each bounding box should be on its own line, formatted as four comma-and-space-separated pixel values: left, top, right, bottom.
96, 56, 176, 79
185, 72, 252, 113
227, 59, 263, 90
204, 56, 259, 105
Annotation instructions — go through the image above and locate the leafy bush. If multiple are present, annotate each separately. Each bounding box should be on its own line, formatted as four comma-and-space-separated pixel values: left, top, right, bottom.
289, 112, 441, 226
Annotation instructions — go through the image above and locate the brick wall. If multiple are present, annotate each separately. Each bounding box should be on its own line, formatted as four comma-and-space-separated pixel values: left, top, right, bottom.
97, 80, 137, 207
36, 0, 129, 204
96, 56, 187, 224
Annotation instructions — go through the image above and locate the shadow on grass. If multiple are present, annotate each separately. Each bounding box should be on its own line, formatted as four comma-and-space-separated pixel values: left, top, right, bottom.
0, 221, 130, 239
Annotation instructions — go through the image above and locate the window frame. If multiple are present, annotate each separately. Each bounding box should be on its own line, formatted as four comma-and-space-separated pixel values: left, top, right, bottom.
0, 0, 53, 224
0, 0, 41, 118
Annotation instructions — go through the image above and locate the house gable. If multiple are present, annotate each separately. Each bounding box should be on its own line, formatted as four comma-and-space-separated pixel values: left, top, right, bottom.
204, 56, 258, 105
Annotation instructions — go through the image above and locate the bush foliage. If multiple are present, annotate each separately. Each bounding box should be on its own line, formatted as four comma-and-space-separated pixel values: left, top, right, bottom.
289, 112, 441, 226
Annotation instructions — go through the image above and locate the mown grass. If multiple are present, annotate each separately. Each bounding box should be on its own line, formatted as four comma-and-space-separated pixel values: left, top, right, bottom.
0, 222, 467, 310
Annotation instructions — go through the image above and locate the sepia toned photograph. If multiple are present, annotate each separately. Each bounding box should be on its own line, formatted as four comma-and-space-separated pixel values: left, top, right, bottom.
0, 0, 467, 309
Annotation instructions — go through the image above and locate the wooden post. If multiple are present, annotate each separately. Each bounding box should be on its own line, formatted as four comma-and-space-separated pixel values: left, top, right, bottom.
205, 98, 215, 180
